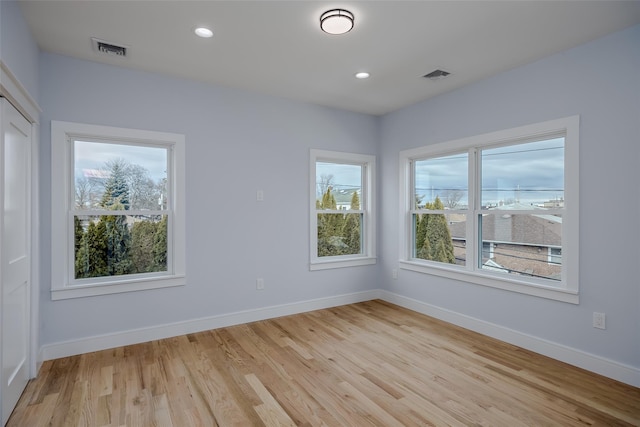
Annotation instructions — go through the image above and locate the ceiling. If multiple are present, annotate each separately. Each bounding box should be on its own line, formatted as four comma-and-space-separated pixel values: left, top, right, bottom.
18, 1, 640, 115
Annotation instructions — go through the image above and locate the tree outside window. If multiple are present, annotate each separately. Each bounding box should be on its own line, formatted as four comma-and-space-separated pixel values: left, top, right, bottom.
51, 121, 185, 300
399, 116, 579, 303
73, 142, 170, 280
310, 150, 376, 270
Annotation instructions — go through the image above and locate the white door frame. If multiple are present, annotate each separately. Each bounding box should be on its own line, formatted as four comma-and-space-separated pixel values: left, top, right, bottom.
0, 61, 41, 379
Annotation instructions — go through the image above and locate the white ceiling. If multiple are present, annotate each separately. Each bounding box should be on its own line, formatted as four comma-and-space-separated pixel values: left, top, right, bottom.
19, 1, 640, 115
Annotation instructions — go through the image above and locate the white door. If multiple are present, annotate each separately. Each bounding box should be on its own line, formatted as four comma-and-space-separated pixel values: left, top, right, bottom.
1, 98, 31, 426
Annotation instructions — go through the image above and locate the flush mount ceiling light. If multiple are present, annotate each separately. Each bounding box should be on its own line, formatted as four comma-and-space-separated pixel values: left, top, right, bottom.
194, 27, 213, 38
355, 72, 370, 79
320, 9, 354, 35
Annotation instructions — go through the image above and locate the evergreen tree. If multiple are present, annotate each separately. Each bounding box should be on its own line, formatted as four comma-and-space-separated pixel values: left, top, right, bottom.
414, 197, 455, 263
424, 196, 455, 263
431, 196, 444, 211
350, 191, 360, 211
317, 187, 347, 256
130, 220, 159, 273
75, 159, 166, 278
95, 161, 133, 276
75, 226, 89, 279
344, 191, 361, 254
74, 217, 85, 278
321, 187, 337, 210
74, 217, 84, 254
418, 232, 432, 260
415, 214, 428, 258
75, 221, 108, 278
152, 216, 168, 270
102, 210, 132, 276
415, 199, 434, 260
101, 159, 130, 210
433, 240, 454, 264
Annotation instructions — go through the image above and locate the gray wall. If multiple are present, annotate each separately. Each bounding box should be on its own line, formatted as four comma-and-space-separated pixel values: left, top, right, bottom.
38, 53, 380, 345
379, 24, 640, 368
0, 0, 39, 100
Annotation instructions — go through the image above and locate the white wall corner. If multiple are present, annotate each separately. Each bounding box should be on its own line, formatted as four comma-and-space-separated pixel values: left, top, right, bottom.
378, 290, 640, 388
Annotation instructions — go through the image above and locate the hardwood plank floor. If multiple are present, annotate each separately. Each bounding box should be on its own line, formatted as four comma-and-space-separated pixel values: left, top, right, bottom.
8, 300, 640, 426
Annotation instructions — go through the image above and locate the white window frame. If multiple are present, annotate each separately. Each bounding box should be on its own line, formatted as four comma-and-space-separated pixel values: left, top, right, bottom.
310, 149, 376, 270
399, 116, 579, 304
51, 121, 186, 300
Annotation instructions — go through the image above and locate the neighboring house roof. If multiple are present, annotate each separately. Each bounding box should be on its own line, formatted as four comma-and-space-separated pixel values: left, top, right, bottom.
449, 210, 561, 247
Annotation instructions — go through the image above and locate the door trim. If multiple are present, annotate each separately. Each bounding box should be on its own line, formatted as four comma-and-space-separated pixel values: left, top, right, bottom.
0, 62, 40, 124
0, 60, 41, 382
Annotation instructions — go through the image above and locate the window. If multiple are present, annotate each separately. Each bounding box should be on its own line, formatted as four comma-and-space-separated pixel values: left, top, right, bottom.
310, 149, 376, 270
51, 121, 185, 299
548, 247, 562, 265
399, 117, 579, 303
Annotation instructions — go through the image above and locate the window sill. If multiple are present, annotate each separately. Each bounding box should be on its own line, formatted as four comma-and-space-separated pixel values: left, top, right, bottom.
51, 275, 186, 300
310, 257, 377, 271
399, 260, 578, 304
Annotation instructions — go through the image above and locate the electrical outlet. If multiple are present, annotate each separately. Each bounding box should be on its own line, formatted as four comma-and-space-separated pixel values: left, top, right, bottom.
256, 278, 264, 290
257, 190, 264, 201
392, 269, 398, 279
593, 312, 606, 330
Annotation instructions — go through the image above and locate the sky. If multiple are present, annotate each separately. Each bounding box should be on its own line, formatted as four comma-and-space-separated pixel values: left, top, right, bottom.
74, 140, 168, 182
315, 138, 564, 207
316, 162, 362, 197
414, 137, 564, 208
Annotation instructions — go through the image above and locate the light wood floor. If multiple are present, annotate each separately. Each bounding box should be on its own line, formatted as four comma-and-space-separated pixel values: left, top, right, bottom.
8, 300, 640, 426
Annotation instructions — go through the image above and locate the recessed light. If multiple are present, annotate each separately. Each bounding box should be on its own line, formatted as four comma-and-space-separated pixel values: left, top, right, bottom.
355, 72, 370, 79
194, 27, 213, 38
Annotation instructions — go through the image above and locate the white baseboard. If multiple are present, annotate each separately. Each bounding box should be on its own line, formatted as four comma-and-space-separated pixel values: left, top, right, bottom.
378, 290, 640, 388
40, 290, 382, 362
39, 288, 639, 388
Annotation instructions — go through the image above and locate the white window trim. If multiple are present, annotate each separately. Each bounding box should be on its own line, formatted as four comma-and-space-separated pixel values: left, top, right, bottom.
51, 121, 186, 300
310, 149, 376, 270
399, 116, 579, 304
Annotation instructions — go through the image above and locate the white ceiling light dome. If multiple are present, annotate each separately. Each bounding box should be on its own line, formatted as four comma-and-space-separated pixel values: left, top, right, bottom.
320, 9, 354, 35
194, 27, 213, 38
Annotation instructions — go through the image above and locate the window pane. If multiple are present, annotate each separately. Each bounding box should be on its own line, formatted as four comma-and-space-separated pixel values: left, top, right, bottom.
479, 213, 562, 281
317, 213, 361, 257
74, 140, 168, 211
548, 247, 562, 265
316, 162, 362, 210
74, 214, 168, 279
413, 213, 465, 266
481, 138, 564, 209
414, 153, 468, 209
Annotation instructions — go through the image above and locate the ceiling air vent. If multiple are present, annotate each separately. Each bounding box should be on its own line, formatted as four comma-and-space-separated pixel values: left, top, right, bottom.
91, 38, 128, 57
423, 69, 451, 80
